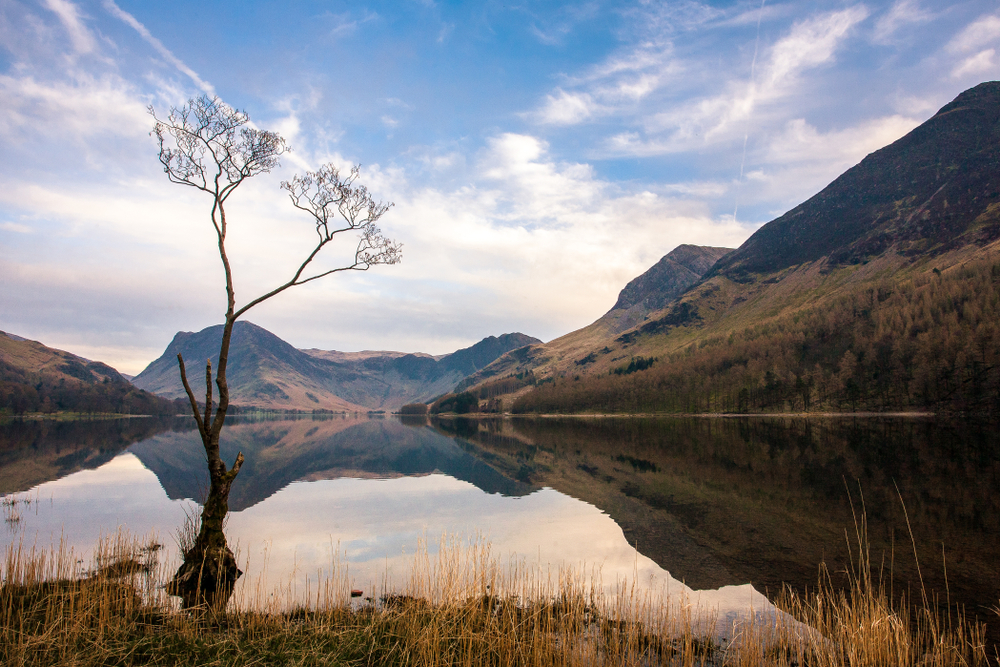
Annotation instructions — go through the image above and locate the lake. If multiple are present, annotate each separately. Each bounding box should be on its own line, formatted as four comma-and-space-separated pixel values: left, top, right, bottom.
1, 414, 998, 643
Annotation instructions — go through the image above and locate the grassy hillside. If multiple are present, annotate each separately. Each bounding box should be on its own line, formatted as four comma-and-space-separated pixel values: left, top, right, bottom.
0, 332, 183, 416
512, 251, 1000, 414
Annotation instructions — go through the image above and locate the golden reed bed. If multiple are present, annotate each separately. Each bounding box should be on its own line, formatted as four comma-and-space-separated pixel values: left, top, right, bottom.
1, 529, 994, 666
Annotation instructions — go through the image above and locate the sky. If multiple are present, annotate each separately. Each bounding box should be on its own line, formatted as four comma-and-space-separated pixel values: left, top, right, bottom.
1, 0, 998, 374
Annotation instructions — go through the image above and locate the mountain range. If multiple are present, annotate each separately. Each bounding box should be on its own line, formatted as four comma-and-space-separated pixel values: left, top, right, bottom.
454, 81, 1000, 414
7, 82, 1000, 417
131, 323, 539, 411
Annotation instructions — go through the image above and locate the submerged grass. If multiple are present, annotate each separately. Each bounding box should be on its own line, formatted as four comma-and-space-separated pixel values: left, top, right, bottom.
0, 531, 994, 666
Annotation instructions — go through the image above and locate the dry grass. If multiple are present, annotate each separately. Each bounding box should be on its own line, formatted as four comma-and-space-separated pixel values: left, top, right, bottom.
1, 531, 993, 666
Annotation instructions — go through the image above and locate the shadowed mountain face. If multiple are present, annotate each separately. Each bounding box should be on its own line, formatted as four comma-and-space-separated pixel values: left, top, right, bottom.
132, 324, 540, 411
127, 417, 533, 510
602, 245, 733, 334
712, 81, 1000, 279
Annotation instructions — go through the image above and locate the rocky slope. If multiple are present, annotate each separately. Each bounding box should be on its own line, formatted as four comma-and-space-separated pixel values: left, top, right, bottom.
603, 244, 733, 334
456, 243, 732, 390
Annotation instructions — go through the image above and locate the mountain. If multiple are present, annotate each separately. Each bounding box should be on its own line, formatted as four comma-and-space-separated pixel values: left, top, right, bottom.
0, 330, 181, 415
454, 243, 732, 391
603, 244, 733, 334
460, 82, 1000, 414
712, 81, 1000, 279
132, 322, 540, 411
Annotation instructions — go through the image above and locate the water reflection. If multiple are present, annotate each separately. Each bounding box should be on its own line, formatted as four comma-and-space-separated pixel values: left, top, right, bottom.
1, 414, 997, 642
0, 415, 780, 635
0, 416, 189, 495
432, 416, 1000, 642
128, 416, 532, 510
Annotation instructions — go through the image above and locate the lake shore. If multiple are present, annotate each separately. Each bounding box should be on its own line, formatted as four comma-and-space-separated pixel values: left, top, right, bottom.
2, 534, 994, 667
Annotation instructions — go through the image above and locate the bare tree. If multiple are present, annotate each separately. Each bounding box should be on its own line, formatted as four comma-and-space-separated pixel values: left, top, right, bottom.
150, 95, 400, 610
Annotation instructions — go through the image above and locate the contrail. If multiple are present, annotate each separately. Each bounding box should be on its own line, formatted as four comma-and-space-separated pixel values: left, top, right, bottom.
733, 0, 766, 225
103, 0, 215, 96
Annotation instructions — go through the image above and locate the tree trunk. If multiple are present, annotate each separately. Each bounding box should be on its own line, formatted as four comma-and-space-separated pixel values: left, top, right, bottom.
167, 441, 244, 610
168, 318, 244, 611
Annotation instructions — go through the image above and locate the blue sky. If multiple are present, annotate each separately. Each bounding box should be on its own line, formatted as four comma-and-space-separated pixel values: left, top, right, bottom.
1, 0, 998, 373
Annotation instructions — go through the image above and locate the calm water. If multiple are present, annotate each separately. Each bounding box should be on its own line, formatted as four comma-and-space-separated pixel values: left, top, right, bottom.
1, 414, 998, 641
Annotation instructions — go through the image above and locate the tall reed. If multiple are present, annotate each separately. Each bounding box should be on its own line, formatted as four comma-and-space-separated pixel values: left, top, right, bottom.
1, 530, 992, 666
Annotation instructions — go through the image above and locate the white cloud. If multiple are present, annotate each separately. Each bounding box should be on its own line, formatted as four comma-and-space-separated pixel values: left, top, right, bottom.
873, 0, 933, 44
0, 222, 32, 233
360, 133, 752, 341
947, 14, 1000, 54
594, 6, 870, 157
43, 0, 95, 55
764, 6, 870, 89
325, 10, 379, 38
765, 115, 920, 166
528, 42, 678, 127
534, 89, 596, 125
0, 72, 149, 144
951, 48, 997, 79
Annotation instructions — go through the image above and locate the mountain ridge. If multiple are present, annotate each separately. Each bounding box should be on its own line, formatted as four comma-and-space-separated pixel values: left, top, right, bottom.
455, 243, 733, 390
711, 81, 1000, 279
133, 322, 540, 411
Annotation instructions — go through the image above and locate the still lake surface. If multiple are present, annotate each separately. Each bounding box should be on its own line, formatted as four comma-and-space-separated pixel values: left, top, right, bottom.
1, 414, 998, 641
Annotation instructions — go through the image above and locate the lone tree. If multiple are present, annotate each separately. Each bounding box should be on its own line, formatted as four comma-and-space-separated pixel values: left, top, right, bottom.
150, 95, 400, 610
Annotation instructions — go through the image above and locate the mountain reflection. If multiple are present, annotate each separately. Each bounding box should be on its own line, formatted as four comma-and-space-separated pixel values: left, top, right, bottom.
427, 415, 1000, 644
127, 416, 534, 511
0, 416, 189, 495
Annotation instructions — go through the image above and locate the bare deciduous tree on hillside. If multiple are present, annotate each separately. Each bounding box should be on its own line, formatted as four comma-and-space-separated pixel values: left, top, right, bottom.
150, 95, 401, 610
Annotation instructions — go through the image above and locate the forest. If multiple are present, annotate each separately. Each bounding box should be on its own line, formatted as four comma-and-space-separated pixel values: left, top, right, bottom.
511, 258, 1000, 415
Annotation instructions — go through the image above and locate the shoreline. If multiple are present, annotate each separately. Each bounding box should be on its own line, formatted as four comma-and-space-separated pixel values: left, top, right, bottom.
432, 410, 939, 419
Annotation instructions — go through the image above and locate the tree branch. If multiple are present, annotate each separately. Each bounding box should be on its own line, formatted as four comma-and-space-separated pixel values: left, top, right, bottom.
177, 354, 206, 438
204, 360, 213, 427
227, 452, 244, 482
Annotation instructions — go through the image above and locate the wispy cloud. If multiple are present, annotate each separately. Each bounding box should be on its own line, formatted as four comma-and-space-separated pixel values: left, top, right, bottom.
437, 22, 454, 43
601, 6, 870, 156
947, 13, 1000, 53
873, 0, 934, 44
0, 221, 32, 233
43, 0, 96, 54
325, 10, 379, 38
529, 42, 678, 126
946, 13, 1000, 79
102, 0, 214, 95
